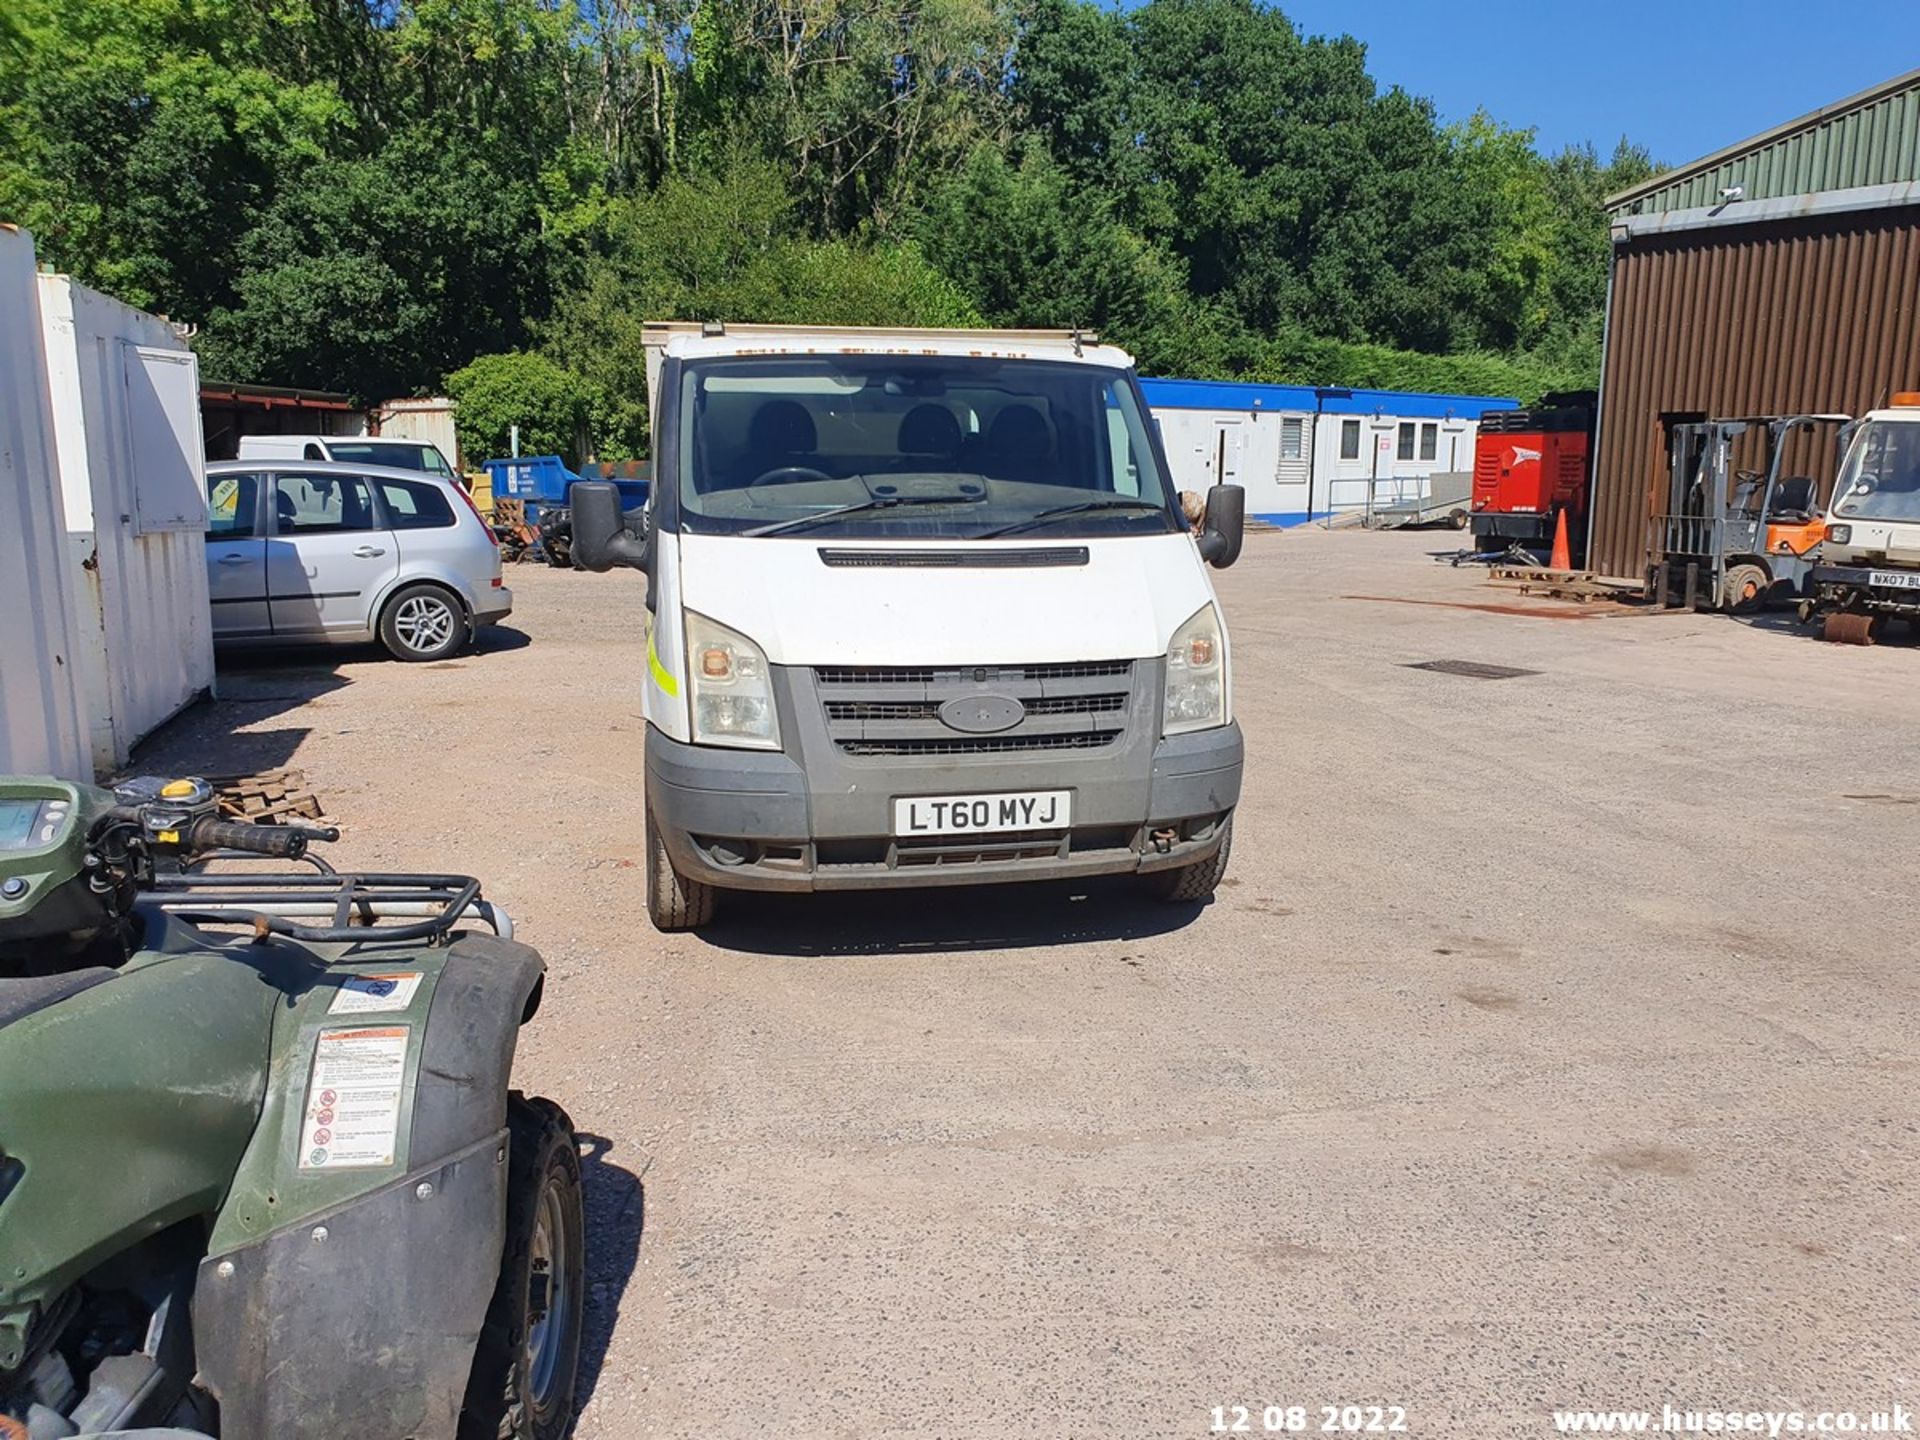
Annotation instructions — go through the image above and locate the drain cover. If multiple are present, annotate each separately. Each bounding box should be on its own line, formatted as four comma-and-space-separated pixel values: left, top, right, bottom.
1404, 659, 1540, 680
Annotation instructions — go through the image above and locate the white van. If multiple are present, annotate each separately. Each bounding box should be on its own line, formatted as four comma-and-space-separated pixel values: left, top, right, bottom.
237, 434, 460, 483
572, 324, 1246, 931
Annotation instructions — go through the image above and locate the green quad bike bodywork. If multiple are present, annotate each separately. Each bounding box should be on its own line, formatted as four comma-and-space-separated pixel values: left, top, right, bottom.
0, 776, 586, 1440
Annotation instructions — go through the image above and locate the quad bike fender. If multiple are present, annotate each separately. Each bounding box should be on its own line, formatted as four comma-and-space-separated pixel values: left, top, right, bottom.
192, 933, 546, 1440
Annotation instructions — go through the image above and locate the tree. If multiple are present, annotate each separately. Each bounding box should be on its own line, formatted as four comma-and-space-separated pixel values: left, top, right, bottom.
445, 352, 596, 465
919, 142, 1211, 373
2, 0, 1662, 435
196, 126, 550, 399
545, 157, 980, 454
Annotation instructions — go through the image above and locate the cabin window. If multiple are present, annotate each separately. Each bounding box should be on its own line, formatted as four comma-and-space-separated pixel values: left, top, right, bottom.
1340, 419, 1361, 460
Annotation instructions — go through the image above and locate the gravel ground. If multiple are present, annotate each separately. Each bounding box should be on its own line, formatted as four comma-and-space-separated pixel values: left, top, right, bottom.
143, 529, 1920, 1438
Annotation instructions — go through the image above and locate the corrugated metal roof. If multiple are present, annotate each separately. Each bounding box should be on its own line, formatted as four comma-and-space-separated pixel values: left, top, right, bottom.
1608, 68, 1920, 216
1139, 376, 1517, 420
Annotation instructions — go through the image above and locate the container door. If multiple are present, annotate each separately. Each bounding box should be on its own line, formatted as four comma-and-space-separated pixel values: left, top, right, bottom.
205, 472, 269, 638
266, 471, 399, 636
1213, 421, 1244, 486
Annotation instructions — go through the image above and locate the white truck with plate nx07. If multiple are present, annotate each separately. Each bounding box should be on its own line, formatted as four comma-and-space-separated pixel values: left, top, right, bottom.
1808, 393, 1920, 644
572, 324, 1247, 931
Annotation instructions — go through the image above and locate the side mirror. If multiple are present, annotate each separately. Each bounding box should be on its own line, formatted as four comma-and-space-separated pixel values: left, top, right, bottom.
569, 481, 650, 573
1196, 483, 1245, 568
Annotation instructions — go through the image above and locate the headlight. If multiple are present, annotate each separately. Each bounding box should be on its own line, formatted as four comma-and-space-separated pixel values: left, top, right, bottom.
685, 610, 781, 750
1163, 603, 1226, 734
1825, 523, 1852, 544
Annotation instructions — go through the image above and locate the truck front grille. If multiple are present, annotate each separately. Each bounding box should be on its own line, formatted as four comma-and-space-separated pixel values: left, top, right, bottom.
814, 661, 1135, 759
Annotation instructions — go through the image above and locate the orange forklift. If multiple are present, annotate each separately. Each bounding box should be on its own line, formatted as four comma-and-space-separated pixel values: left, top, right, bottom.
1647, 413, 1849, 612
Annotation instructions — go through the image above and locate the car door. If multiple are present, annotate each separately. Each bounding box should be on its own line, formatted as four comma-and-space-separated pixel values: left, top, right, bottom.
204, 472, 270, 638
265, 470, 400, 637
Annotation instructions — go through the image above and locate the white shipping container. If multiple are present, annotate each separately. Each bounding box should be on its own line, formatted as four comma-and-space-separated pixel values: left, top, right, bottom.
38, 272, 215, 773
0, 228, 91, 779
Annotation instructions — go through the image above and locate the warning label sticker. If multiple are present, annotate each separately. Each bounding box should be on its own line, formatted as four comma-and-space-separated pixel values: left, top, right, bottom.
328, 971, 424, 1015
299, 1026, 409, 1170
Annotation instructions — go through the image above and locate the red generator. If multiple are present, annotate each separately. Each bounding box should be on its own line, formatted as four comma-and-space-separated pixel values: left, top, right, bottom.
1470, 391, 1596, 562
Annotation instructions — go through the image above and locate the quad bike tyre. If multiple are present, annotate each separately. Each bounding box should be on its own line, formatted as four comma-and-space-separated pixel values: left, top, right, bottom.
646, 805, 718, 931
1139, 817, 1233, 902
461, 1095, 586, 1440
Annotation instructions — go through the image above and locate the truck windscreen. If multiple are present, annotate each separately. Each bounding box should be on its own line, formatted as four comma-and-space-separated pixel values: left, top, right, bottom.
1832, 420, 1920, 523
673, 355, 1182, 539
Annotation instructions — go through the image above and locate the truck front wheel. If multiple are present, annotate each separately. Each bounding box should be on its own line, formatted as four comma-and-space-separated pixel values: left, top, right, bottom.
1139, 818, 1233, 903
647, 806, 718, 930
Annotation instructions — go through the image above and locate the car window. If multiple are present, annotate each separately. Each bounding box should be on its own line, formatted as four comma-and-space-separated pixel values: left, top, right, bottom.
329, 442, 452, 476
303, 443, 326, 460
207, 473, 259, 539
273, 473, 378, 534
376, 478, 456, 529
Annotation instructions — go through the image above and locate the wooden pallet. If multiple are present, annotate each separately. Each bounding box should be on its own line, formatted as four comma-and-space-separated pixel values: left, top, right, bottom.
202, 768, 326, 824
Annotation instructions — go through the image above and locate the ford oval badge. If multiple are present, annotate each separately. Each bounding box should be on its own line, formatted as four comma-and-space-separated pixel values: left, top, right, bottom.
939, 694, 1025, 734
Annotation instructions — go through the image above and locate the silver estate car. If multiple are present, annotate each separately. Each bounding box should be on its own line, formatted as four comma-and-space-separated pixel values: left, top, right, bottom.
203, 459, 513, 662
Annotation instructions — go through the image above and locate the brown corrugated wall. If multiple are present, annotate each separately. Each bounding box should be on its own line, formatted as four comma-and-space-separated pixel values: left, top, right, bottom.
1589, 205, 1920, 580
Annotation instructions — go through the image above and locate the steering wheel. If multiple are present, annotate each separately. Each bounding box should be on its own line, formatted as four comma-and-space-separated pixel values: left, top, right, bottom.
749, 465, 833, 487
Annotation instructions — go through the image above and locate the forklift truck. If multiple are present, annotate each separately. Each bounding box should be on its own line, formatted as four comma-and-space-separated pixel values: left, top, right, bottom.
1647, 414, 1849, 612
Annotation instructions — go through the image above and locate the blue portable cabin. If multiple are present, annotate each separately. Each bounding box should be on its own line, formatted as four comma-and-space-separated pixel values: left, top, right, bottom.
1138, 378, 1518, 526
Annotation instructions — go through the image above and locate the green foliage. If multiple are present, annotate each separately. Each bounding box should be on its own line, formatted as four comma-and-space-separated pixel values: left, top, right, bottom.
1, 0, 1661, 447
547, 158, 981, 456
194, 126, 549, 400
1249, 328, 1593, 401
444, 352, 596, 467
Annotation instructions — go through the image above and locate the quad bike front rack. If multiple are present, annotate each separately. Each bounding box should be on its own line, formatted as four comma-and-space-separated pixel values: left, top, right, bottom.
147, 870, 511, 944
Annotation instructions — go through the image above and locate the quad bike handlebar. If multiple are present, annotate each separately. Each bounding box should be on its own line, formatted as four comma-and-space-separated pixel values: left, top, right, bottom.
180, 815, 312, 860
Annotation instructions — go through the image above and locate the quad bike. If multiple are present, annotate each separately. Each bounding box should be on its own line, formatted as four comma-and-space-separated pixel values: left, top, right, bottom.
0, 775, 585, 1439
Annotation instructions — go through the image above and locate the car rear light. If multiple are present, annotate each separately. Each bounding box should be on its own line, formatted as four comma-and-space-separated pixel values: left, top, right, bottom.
451, 481, 498, 546
491, 576, 504, 588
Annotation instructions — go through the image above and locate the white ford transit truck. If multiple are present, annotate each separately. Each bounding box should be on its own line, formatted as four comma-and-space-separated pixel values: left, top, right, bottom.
572, 323, 1246, 931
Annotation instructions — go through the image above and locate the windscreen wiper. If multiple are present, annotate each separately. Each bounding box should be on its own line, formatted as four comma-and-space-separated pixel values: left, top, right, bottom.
977, 498, 1171, 539
743, 490, 986, 538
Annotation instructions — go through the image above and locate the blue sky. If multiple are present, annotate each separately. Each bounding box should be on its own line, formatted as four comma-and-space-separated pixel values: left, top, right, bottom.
1275, 0, 1920, 165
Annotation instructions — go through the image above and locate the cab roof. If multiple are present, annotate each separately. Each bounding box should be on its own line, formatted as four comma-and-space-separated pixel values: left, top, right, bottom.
649, 321, 1135, 371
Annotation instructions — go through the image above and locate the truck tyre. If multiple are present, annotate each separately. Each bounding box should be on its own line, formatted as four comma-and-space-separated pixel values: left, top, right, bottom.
1139, 818, 1232, 902
380, 582, 470, 661
461, 1095, 585, 1440
647, 806, 717, 930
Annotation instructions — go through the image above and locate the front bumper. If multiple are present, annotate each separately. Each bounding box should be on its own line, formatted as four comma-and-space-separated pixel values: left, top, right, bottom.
645, 699, 1244, 893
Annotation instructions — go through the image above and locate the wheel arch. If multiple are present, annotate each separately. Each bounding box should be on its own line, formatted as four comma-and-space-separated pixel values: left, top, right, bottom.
370, 569, 477, 630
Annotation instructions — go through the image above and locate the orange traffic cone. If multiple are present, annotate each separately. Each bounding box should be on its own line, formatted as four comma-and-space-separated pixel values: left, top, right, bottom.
1549, 507, 1572, 571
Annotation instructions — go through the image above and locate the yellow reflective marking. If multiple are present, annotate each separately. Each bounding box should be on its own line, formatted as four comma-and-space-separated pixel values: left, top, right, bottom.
157, 830, 180, 845
647, 626, 679, 698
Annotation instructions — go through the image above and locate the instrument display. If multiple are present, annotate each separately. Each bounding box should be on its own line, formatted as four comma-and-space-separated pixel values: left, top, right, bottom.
0, 797, 69, 852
